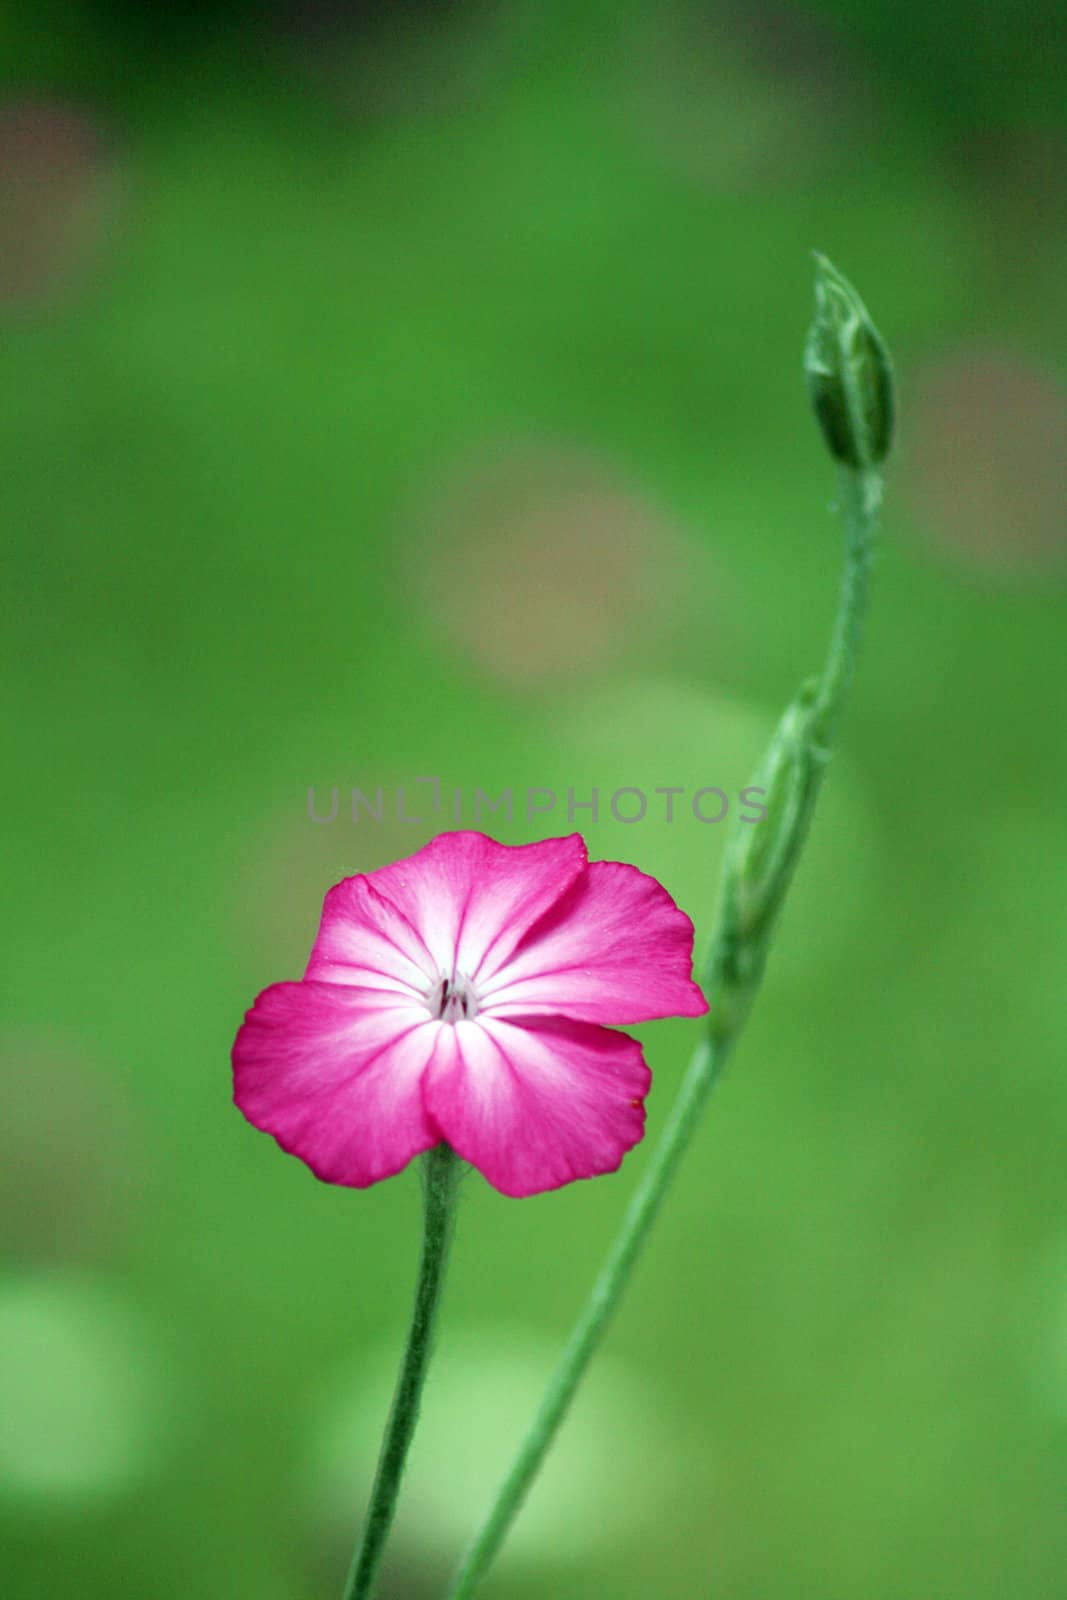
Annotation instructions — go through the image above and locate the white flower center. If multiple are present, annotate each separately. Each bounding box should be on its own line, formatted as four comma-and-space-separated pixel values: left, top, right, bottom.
430, 973, 479, 1024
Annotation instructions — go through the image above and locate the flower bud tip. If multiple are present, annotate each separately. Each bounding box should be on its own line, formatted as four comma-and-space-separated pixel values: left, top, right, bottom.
805, 254, 894, 470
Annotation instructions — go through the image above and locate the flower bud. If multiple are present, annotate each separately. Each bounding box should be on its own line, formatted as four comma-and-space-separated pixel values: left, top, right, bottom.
805, 253, 894, 469
732, 679, 826, 943
703, 680, 829, 1037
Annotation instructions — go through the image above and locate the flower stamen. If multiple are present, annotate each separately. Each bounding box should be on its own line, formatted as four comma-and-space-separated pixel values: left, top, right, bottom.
431, 973, 479, 1024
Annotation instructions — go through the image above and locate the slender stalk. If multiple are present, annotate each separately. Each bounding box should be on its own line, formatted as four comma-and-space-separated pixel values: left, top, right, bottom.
441, 1034, 726, 1600
343, 1142, 461, 1600
443, 462, 883, 1600
813, 468, 881, 747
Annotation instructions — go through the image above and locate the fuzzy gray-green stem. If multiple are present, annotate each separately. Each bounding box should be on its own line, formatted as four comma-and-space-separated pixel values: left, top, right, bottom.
442, 1035, 726, 1600
813, 468, 881, 748
442, 461, 883, 1600
343, 1143, 461, 1600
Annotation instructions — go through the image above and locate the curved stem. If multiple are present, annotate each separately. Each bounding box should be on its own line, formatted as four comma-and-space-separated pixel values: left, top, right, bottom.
813, 467, 880, 745
443, 463, 882, 1600
343, 1143, 461, 1600
445, 1036, 726, 1599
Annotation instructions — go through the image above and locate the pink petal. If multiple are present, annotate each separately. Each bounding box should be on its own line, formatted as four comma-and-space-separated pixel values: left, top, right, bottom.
477, 860, 708, 1024
307, 832, 588, 991
303, 877, 440, 997
423, 1015, 650, 1197
233, 981, 440, 1186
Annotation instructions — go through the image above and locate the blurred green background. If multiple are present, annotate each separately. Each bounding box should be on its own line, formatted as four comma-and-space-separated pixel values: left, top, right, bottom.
3, 1, 1066, 1595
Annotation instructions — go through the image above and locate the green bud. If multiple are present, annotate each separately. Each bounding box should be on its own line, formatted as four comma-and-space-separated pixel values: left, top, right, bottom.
732, 679, 826, 944
703, 680, 830, 1039
805, 253, 894, 469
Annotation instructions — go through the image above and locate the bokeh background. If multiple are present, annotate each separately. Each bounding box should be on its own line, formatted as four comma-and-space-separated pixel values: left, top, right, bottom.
4, 1, 1067, 1595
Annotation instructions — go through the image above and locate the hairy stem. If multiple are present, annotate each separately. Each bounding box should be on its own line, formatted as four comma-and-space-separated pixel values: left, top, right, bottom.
813, 468, 881, 747
444, 1036, 725, 1600
343, 1143, 461, 1600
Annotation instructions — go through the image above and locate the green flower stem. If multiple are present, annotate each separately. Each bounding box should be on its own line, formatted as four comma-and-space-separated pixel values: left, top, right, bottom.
343, 1142, 461, 1600
443, 461, 883, 1600
441, 1032, 727, 1600
813, 468, 881, 748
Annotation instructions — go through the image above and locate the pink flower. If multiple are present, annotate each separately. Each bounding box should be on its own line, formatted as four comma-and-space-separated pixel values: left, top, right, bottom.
232, 832, 707, 1198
